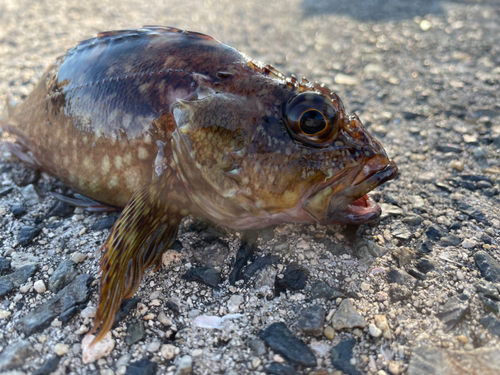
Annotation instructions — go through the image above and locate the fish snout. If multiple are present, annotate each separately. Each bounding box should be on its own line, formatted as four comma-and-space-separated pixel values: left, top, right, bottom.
342, 113, 390, 161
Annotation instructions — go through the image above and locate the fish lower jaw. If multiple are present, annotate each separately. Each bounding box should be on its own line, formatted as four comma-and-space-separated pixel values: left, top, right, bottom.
336, 194, 381, 224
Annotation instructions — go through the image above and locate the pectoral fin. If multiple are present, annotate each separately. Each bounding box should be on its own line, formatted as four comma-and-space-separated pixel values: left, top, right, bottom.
88, 169, 189, 344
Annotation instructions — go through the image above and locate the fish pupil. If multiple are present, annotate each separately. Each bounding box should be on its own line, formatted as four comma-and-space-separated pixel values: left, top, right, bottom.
300, 110, 327, 135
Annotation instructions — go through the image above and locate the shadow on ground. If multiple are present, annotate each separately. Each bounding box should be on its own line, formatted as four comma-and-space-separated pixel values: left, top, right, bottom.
301, 0, 444, 21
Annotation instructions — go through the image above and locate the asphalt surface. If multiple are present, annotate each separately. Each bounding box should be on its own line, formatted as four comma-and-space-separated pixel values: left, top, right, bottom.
0, 0, 499, 374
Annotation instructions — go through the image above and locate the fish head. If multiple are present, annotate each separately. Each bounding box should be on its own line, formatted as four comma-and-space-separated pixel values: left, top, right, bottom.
170, 75, 397, 228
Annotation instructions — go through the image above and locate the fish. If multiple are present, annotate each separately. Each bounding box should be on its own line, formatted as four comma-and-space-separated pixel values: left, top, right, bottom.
2, 26, 398, 343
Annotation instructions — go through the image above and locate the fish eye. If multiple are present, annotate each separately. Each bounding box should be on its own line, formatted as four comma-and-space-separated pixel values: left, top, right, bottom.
299, 110, 327, 135
285, 93, 338, 146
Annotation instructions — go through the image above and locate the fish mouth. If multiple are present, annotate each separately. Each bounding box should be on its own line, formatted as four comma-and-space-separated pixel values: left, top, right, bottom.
303, 160, 398, 225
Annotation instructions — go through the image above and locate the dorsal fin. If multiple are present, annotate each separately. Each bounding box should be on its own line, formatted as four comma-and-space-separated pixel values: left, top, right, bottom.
76, 26, 219, 49
140, 25, 219, 42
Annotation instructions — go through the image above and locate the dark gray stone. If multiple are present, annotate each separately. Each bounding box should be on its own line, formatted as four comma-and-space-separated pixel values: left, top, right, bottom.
437, 294, 469, 331
475, 279, 500, 301
11, 203, 26, 217
408, 345, 500, 375
260, 322, 316, 368
417, 240, 433, 254
191, 239, 230, 268
48, 260, 78, 293
425, 225, 446, 241
182, 266, 222, 289
479, 294, 499, 314
0, 257, 11, 275
0, 340, 35, 371
474, 251, 500, 283
416, 259, 435, 274
17, 274, 92, 335
34, 356, 61, 375
297, 305, 325, 336
165, 300, 180, 315
125, 321, 145, 346
310, 281, 343, 300
125, 358, 157, 375
228, 241, 255, 285
276, 265, 307, 291
440, 235, 461, 247
435, 144, 462, 153
479, 314, 500, 337
113, 298, 141, 327
483, 187, 499, 197
13, 169, 39, 187
386, 268, 415, 287
46, 200, 74, 218
408, 268, 427, 280
91, 216, 118, 231
403, 215, 423, 226
265, 362, 298, 375
0, 265, 37, 297
243, 255, 279, 279
481, 234, 493, 245
18, 225, 42, 246
248, 338, 267, 356
331, 338, 362, 375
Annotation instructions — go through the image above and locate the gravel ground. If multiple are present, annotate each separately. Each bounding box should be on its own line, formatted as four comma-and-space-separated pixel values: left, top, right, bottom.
1, 0, 500, 374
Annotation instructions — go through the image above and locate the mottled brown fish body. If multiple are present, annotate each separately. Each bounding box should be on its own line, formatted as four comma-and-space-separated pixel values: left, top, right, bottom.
6, 27, 251, 207
4, 27, 397, 344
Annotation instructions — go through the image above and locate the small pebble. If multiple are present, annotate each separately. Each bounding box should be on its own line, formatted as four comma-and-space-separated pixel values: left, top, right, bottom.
161, 344, 178, 360
71, 252, 86, 263
33, 280, 46, 293
388, 362, 401, 375
82, 333, 115, 364
457, 335, 468, 344
324, 326, 335, 340
158, 311, 172, 326
369, 324, 382, 338
54, 343, 69, 356
147, 340, 161, 352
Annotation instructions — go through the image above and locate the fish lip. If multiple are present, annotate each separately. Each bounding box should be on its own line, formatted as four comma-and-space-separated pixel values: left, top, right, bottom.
303, 161, 398, 225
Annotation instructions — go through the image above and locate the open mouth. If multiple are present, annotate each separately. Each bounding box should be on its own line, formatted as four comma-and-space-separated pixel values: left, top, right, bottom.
304, 161, 398, 225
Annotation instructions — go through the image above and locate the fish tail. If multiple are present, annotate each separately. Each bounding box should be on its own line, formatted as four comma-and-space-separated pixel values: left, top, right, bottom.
88, 169, 187, 345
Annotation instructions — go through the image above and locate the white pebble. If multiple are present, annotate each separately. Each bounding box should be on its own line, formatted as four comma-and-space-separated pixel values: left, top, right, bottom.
369, 324, 382, 338
81, 306, 97, 318
82, 333, 115, 364
0, 309, 11, 319
192, 349, 203, 357
161, 344, 178, 360
461, 239, 476, 249
71, 252, 86, 263
34, 280, 46, 294
54, 343, 69, 356
158, 311, 172, 326
19, 282, 33, 293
